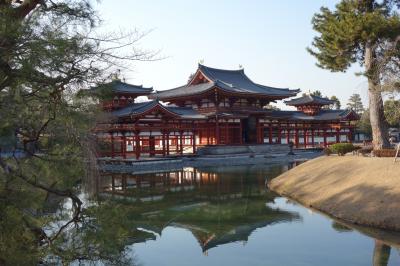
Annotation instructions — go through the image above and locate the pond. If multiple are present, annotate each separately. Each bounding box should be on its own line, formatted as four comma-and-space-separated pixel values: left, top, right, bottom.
98, 163, 400, 266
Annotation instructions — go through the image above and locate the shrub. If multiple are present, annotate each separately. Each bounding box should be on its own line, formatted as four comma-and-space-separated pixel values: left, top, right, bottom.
323, 148, 332, 156
329, 143, 356, 156
373, 149, 396, 157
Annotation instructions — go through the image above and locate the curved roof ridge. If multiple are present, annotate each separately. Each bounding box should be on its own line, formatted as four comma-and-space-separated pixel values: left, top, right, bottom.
285, 94, 334, 106
199, 63, 244, 73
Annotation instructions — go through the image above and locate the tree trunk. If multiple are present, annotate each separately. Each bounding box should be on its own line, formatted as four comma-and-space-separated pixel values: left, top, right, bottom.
373, 240, 391, 266
365, 43, 390, 150
368, 86, 389, 149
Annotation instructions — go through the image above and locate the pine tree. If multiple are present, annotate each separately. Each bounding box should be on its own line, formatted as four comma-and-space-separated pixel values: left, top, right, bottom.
347, 93, 365, 115
330, 95, 341, 109
0, 1, 152, 264
308, 0, 400, 149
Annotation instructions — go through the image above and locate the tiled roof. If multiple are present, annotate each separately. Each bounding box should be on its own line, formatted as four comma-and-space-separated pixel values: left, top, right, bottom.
112, 101, 206, 119
266, 109, 357, 121
92, 80, 153, 94
149, 82, 214, 99
284, 95, 334, 106
151, 64, 299, 100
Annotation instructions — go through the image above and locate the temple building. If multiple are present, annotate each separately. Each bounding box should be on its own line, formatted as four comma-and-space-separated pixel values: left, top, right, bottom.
94, 64, 359, 159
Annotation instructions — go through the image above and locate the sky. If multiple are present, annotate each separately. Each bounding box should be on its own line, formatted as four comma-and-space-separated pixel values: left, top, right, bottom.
95, 0, 369, 110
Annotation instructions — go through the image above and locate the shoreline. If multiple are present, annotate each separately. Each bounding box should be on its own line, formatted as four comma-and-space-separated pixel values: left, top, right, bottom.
269, 156, 400, 231
98, 149, 321, 173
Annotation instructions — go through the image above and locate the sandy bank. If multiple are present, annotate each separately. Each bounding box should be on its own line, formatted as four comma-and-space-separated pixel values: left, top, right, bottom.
269, 156, 400, 231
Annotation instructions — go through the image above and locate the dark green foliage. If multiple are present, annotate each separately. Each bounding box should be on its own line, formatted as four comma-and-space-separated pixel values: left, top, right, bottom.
329, 143, 357, 156
330, 95, 341, 109
357, 109, 372, 137
308, 1, 400, 74
0, 0, 151, 264
347, 93, 365, 115
308, 0, 400, 149
384, 98, 400, 127
323, 147, 332, 156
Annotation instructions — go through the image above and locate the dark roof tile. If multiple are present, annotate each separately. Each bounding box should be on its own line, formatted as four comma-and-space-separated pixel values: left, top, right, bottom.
284, 95, 334, 106
151, 64, 299, 100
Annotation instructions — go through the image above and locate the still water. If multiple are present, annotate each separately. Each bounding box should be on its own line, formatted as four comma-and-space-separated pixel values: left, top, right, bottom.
100, 163, 400, 266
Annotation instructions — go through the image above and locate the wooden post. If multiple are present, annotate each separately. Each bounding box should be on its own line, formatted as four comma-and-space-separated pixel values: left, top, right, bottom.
166, 132, 170, 155
206, 125, 210, 145
122, 135, 126, 159
225, 119, 229, 144
304, 129, 307, 148
311, 129, 315, 147
286, 129, 290, 144
239, 120, 243, 144
336, 128, 340, 143
175, 135, 179, 153
192, 131, 196, 154
180, 131, 184, 154
110, 133, 115, 158
135, 132, 140, 160
162, 132, 166, 156
216, 118, 220, 145
323, 129, 327, 147
269, 126, 272, 144
278, 129, 282, 144
295, 129, 299, 148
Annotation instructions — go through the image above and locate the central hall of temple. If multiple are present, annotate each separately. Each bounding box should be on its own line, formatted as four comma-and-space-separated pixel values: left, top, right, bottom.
94, 64, 359, 159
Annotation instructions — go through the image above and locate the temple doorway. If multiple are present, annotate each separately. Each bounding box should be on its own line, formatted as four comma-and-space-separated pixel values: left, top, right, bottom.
242, 117, 257, 144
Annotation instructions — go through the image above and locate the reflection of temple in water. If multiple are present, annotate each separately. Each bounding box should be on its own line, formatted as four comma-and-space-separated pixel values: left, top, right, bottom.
98, 165, 301, 252
99, 164, 288, 202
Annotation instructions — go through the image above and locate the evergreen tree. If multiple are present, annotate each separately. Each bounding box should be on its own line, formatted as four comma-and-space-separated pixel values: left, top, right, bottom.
330, 95, 341, 109
308, 0, 400, 149
0, 0, 151, 264
384, 98, 400, 127
347, 93, 365, 114
310, 90, 322, 97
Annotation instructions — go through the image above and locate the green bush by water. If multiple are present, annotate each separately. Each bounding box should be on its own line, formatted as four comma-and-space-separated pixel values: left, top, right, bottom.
328, 143, 357, 156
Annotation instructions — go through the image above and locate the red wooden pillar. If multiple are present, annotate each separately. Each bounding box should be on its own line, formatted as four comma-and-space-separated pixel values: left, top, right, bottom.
336, 128, 340, 143
206, 125, 210, 145
239, 120, 243, 145
149, 136, 155, 157
175, 135, 179, 153
348, 130, 352, 143
304, 129, 307, 148
225, 120, 229, 144
323, 129, 327, 147
311, 129, 315, 147
286, 129, 290, 144
215, 118, 220, 145
295, 129, 299, 148
269, 126, 273, 144
179, 132, 184, 154
278, 129, 282, 144
162, 132, 166, 156
122, 135, 126, 159
192, 131, 196, 154
135, 132, 140, 160
166, 132, 170, 155
110, 133, 115, 158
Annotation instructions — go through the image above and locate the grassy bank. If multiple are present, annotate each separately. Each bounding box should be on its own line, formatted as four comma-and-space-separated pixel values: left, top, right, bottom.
269, 156, 400, 231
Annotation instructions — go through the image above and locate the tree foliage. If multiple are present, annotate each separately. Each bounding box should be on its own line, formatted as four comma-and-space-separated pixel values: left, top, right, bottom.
347, 93, 365, 114
384, 97, 400, 126
330, 95, 341, 109
308, 0, 400, 149
0, 0, 153, 264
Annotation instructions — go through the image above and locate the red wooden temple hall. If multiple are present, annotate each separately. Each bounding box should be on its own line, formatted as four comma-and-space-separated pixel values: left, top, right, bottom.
94, 64, 359, 159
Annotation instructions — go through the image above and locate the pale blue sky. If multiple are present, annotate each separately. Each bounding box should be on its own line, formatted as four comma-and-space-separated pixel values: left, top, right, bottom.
95, 0, 368, 109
